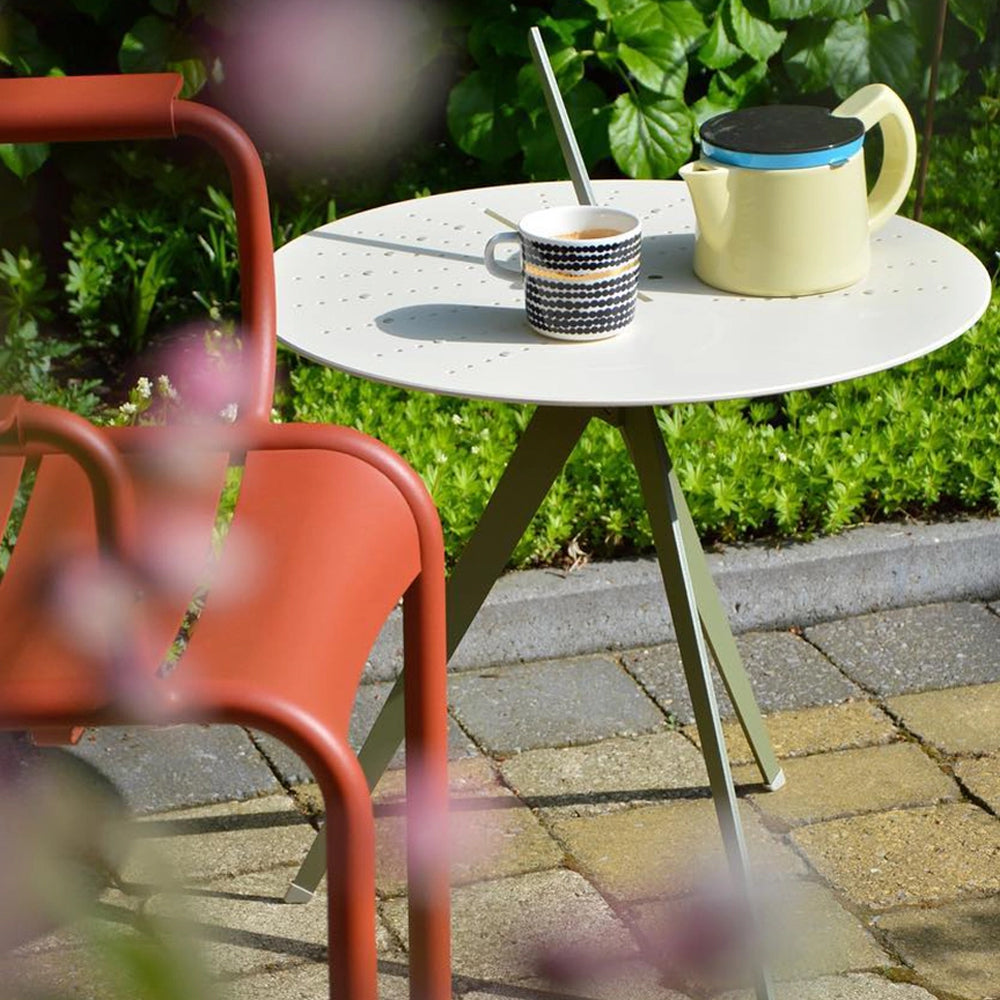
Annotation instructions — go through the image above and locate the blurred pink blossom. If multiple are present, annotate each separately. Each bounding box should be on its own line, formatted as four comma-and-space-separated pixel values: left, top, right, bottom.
218, 0, 444, 164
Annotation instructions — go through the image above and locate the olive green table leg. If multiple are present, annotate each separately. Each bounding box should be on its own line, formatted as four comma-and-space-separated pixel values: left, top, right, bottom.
668, 466, 784, 790
285, 406, 592, 903
620, 407, 774, 1000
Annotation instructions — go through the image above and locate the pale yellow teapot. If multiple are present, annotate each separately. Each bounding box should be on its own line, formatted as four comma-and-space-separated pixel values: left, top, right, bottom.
679, 84, 917, 297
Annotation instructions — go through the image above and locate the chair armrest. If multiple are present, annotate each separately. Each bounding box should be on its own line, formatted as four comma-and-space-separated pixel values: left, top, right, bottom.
0, 396, 137, 563
0, 74, 181, 142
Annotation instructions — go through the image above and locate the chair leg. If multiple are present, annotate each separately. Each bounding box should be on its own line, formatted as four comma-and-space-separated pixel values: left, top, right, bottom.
29, 726, 85, 746
188, 686, 381, 1000
310, 737, 379, 1000
402, 574, 451, 1000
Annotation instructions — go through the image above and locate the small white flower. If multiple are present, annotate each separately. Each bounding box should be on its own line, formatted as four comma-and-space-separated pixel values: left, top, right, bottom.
451, 413, 462, 425
219, 402, 239, 423
156, 374, 179, 400
470, 445, 479, 455
119, 401, 138, 416
135, 376, 152, 399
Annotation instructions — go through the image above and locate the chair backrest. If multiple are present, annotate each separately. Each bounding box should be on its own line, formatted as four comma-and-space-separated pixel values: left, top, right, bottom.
0, 75, 277, 676
0, 73, 277, 424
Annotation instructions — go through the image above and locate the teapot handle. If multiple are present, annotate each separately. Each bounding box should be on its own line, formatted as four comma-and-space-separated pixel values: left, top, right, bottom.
832, 84, 917, 234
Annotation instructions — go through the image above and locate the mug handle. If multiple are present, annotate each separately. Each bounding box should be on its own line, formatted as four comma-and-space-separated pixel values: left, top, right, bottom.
832, 83, 917, 234
484, 230, 522, 280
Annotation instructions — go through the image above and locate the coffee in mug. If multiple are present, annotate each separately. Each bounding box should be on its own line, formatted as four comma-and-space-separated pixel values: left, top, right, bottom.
556, 228, 622, 240
484, 205, 641, 341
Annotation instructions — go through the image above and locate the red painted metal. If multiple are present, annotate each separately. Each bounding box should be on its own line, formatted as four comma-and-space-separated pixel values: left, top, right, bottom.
0, 75, 450, 1000
0, 73, 181, 141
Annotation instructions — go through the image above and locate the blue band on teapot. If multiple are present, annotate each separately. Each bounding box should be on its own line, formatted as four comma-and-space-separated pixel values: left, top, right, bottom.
701, 135, 865, 170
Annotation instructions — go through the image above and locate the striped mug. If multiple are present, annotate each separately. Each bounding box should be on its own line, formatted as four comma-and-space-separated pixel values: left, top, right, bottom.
484, 205, 641, 341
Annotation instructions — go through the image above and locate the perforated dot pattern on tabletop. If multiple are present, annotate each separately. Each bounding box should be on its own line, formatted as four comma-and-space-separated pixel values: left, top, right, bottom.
275, 180, 991, 407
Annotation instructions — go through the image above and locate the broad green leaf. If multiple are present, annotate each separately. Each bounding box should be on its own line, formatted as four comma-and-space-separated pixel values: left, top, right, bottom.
783, 19, 831, 93
707, 71, 739, 103
167, 58, 208, 98
887, 0, 967, 76
611, 0, 663, 35
609, 90, 692, 178
119, 15, 174, 72
885, 0, 916, 19
661, 2, 709, 49
767, 0, 829, 18
814, 0, 871, 15
0, 13, 60, 74
950, 0, 996, 41
822, 12, 918, 100
727, 0, 785, 62
618, 31, 688, 96
593, 27, 619, 67
468, 6, 545, 64
519, 80, 611, 177
516, 47, 585, 111
609, 0, 657, 19
583, 0, 613, 17
537, 14, 594, 48
717, 57, 770, 96
692, 92, 738, 128
923, 59, 965, 102
823, 17, 870, 97
447, 71, 522, 163
697, 8, 743, 68
868, 15, 919, 95
0, 142, 49, 180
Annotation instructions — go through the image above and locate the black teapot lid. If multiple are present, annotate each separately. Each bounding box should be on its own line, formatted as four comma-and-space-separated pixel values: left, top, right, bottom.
699, 105, 865, 169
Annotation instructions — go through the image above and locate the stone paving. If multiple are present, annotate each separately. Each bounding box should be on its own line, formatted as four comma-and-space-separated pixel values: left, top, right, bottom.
5, 599, 1000, 1000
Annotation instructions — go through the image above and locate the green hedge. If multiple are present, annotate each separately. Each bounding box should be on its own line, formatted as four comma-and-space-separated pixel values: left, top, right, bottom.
3, 2, 999, 573
286, 65, 1000, 569
287, 294, 1000, 568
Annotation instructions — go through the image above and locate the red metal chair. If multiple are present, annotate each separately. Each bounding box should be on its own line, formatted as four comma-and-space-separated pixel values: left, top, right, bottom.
0, 74, 450, 1000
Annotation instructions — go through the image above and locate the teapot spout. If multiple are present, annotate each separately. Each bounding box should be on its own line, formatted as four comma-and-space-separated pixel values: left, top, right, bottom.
679, 159, 730, 249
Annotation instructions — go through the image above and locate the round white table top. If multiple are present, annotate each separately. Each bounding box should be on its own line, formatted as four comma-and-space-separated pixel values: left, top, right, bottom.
275, 180, 992, 407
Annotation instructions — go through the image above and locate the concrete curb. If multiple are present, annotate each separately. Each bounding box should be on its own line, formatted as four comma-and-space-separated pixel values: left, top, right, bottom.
365, 516, 1000, 680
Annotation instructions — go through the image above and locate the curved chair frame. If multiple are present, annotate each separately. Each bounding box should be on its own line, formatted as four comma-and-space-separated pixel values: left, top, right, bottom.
0, 75, 449, 1000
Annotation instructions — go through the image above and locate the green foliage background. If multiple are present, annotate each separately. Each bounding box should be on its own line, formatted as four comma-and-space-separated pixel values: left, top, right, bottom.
0, 0, 999, 570
446, 0, 998, 180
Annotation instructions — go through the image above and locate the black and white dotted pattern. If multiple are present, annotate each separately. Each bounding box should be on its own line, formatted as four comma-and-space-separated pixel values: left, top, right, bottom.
524, 234, 642, 272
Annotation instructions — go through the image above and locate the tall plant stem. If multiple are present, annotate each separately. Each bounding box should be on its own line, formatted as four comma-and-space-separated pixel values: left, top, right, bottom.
914, 0, 949, 221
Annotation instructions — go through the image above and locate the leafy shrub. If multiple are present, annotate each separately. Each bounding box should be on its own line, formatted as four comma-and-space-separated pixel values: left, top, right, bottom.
285, 292, 1000, 569
0, 248, 103, 575
0, 247, 102, 412
446, 0, 996, 180
913, 66, 1000, 272
0, 0, 218, 181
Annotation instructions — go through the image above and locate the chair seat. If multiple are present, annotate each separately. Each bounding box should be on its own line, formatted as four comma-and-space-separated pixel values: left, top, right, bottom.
0, 447, 420, 733
177, 447, 420, 730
